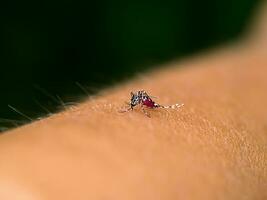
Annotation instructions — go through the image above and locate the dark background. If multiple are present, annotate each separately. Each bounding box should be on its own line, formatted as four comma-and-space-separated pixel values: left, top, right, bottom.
0, 0, 261, 130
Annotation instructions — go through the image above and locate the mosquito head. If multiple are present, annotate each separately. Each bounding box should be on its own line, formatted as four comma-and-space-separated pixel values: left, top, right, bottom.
130, 91, 140, 108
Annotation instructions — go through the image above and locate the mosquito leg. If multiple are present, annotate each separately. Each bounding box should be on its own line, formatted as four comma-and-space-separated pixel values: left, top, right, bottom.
118, 106, 133, 113
140, 104, 151, 118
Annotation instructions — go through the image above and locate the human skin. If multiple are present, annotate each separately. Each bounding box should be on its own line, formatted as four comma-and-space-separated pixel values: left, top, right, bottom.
0, 6, 267, 200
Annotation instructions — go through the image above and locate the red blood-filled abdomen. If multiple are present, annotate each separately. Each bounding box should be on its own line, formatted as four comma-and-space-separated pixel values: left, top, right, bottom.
142, 99, 155, 108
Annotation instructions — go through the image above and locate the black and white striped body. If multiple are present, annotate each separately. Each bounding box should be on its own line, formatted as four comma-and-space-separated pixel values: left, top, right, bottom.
130, 90, 183, 109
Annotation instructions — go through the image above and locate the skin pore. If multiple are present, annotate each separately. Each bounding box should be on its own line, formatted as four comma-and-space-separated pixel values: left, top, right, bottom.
0, 4, 267, 200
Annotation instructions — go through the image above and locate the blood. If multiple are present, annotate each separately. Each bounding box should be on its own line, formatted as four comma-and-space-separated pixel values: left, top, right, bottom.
142, 98, 156, 108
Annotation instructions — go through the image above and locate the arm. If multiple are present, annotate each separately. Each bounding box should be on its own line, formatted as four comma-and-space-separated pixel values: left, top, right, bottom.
0, 7, 267, 200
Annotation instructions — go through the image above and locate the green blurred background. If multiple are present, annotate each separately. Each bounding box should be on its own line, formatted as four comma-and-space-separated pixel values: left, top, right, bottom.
0, 0, 261, 130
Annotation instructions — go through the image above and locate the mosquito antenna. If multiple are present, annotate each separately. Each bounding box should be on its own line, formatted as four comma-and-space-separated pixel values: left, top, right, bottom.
8, 105, 33, 121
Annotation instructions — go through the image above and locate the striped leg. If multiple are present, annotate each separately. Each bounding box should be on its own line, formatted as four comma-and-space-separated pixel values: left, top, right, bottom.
155, 103, 184, 109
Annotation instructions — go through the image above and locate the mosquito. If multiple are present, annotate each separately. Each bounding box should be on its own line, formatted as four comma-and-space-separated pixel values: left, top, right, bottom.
119, 90, 184, 117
